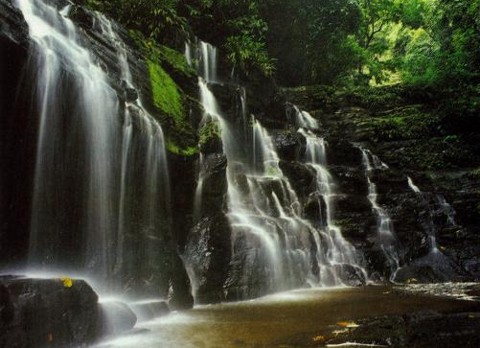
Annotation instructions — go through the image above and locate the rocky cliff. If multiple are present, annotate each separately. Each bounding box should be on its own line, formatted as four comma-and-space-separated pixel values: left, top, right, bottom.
283, 85, 480, 282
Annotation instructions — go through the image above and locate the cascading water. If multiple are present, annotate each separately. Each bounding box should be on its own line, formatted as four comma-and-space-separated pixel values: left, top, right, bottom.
407, 176, 457, 254
359, 147, 401, 279
187, 40, 366, 297
18, 0, 118, 281
297, 127, 367, 285
402, 176, 462, 279
16, 0, 171, 296
97, 15, 171, 293
291, 104, 319, 130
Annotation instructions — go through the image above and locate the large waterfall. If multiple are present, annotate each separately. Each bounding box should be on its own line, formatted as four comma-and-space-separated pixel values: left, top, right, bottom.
186, 40, 367, 300
15, 0, 171, 296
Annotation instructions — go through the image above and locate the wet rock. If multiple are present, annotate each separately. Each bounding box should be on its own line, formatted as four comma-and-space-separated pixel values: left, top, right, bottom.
124, 87, 138, 102
0, 277, 99, 348
168, 252, 194, 310
271, 129, 301, 161
394, 251, 466, 283
279, 161, 316, 199
184, 214, 231, 304
328, 310, 480, 348
68, 5, 94, 29
333, 264, 367, 286
0, 0, 29, 46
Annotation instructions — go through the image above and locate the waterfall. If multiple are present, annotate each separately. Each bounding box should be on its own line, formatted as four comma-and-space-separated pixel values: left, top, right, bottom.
359, 147, 401, 280
16, 0, 170, 296
18, 0, 118, 280
407, 177, 457, 254
97, 14, 171, 289
298, 128, 366, 284
187, 40, 366, 296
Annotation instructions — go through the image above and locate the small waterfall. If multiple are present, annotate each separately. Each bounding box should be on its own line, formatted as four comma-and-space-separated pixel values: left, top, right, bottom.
407, 177, 457, 254
291, 104, 319, 130
16, 0, 171, 296
404, 177, 461, 279
359, 147, 400, 279
298, 128, 367, 285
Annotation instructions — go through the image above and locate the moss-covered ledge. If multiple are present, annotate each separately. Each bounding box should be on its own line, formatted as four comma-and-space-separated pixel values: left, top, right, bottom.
129, 30, 199, 156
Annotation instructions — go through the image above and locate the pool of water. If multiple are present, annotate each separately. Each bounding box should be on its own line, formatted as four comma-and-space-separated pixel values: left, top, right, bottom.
96, 285, 480, 347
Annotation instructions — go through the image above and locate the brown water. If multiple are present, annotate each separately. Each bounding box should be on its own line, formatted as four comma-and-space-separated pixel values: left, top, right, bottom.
97, 285, 480, 348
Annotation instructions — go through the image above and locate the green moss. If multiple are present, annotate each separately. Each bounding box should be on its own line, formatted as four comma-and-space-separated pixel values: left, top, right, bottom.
166, 139, 198, 156
147, 60, 184, 123
199, 121, 221, 146
370, 107, 439, 141
158, 45, 195, 76
128, 29, 198, 155
129, 30, 194, 77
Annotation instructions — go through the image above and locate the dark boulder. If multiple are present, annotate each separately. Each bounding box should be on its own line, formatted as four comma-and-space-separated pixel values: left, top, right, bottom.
0, 277, 99, 348
394, 251, 467, 283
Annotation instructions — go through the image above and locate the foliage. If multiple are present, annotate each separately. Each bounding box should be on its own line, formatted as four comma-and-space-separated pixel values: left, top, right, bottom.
61, 277, 73, 288
166, 139, 198, 156
86, 0, 187, 45
128, 30, 197, 155
258, 0, 361, 85
88, 0, 480, 88
401, 28, 440, 84
181, 0, 275, 77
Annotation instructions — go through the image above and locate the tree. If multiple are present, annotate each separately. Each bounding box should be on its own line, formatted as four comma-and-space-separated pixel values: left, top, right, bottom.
260, 0, 361, 85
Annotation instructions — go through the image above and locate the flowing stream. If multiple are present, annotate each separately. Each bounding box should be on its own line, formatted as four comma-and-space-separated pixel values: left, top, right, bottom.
359, 147, 401, 279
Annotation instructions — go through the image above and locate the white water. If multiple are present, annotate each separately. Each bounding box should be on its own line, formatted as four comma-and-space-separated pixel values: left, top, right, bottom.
298, 127, 367, 285
16, 0, 170, 295
359, 147, 400, 279
187, 40, 366, 294
407, 177, 457, 254
292, 104, 319, 130
18, 0, 117, 281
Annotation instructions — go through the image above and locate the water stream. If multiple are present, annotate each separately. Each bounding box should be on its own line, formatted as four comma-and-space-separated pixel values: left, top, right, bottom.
359, 147, 401, 280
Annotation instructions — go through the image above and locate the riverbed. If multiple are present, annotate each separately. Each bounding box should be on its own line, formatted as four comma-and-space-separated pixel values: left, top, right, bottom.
96, 285, 480, 347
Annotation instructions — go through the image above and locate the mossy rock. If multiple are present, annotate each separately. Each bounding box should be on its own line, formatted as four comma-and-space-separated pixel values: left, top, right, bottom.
199, 121, 222, 154
129, 30, 198, 155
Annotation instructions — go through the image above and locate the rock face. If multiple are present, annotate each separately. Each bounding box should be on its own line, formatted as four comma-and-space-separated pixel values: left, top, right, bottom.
0, 277, 99, 348
0, 0, 32, 269
184, 153, 231, 303
283, 85, 480, 281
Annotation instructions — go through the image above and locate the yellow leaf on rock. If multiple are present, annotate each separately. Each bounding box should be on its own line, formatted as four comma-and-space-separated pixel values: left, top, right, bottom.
313, 335, 325, 343
61, 277, 73, 288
